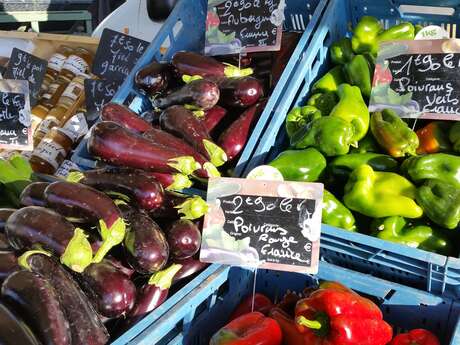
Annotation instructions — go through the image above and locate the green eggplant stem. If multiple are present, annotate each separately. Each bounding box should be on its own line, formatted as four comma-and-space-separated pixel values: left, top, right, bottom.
66, 171, 85, 183
148, 264, 183, 289
60, 228, 93, 273
203, 162, 221, 178
92, 218, 126, 263
167, 173, 193, 191
18, 249, 52, 271
167, 156, 201, 176
203, 139, 227, 167
176, 196, 209, 220
223, 63, 254, 78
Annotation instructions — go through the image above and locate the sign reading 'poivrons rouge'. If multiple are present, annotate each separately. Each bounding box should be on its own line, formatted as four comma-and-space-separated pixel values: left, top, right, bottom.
370, 39, 460, 120
200, 177, 323, 274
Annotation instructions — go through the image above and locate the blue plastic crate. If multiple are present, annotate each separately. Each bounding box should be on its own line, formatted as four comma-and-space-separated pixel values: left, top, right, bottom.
238, 0, 460, 299
125, 262, 460, 345
71, 0, 329, 175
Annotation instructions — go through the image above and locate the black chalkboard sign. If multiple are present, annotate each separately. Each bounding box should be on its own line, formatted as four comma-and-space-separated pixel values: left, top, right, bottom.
84, 79, 120, 123
205, 0, 283, 56
4, 48, 47, 107
92, 29, 149, 82
0, 92, 29, 147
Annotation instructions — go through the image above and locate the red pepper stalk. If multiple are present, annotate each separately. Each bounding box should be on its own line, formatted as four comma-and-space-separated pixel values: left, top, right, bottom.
210, 312, 282, 345
389, 329, 440, 345
295, 282, 393, 345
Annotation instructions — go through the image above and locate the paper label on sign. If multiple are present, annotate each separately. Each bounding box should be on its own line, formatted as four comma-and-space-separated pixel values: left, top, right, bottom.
200, 177, 323, 274
62, 55, 89, 76
55, 159, 80, 178
415, 25, 449, 40
369, 39, 460, 120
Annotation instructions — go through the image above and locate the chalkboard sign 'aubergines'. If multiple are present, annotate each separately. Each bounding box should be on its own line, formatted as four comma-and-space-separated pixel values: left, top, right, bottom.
370, 39, 460, 120
92, 29, 149, 83
205, 0, 284, 56
201, 177, 323, 274
4, 49, 47, 107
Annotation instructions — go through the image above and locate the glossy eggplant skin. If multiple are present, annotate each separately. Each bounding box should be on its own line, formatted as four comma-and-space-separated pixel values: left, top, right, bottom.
0, 251, 19, 283
149, 191, 188, 219
19, 182, 49, 207
0, 302, 41, 345
172, 51, 226, 81
0, 233, 12, 250
101, 103, 153, 133
79, 259, 136, 318
166, 219, 201, 259
5, 206, 75, 255
121, 205, 169, 274
24, 253, 109, 345
219, 77, 263, 108
153, 79, 220, 110
0, 208, 16, 232
44, 181, 122, 228
172, 256, 208, 283
73, 168, 164, 211
128, 283, 168, 318
135, 61, 171, 95
1, 270, 71, 345
203, 106, 228, 133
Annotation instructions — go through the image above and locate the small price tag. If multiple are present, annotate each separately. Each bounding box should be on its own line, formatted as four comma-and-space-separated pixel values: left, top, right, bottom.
4, 48, 47, 106
369, 39, 460, 120
0, 80, 32, 150
92, 29, 149, 82
200, 177, 323, 274
205, 0, 284, 56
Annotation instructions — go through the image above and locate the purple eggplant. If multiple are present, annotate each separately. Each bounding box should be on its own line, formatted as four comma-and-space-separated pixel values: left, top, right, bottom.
78, 259, 136, 318
172, 51, 253, 82
44, 180, 127, 263
148, 172, 192, 192
19, 182, 48, 207
5, 206, 92, 272
120, 205, 169, 274
153, 79, 220, 111
160, 106, 227, 167
1, 270, 71, 345
19, 251, 109, 345
101, 103, 153, 133
149, 192, 208, 220
166, 219, 201, 259
219, 77, 264, 108
135, 60, 171, 95
218, 101, 266, 161
0, 233, 12, 250
67, 167, 164, 211
0, 302, 41, 345
88, 121, 201, 176
172, 256, 208, 283
129, 264, 182, 318
143, 127, 219, 178
0, 251, 19, 282
203, 106, 228, 133
0, 208, 15, 232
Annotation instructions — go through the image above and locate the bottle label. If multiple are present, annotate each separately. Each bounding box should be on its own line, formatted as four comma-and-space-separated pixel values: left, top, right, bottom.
32, 138, 66, 170
62, 112, 88, 142
62, 55, 89, 76
62, 81, 84, 101
41, 82, 61, 100
35, 116, 58, 138
55, 159, 80, 178
48, 53, 67, 72
30, 114, 43, 135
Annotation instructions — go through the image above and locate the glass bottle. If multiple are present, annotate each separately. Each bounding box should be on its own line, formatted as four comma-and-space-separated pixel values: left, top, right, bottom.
41, 46, 74, 92
60, 47, 93, 80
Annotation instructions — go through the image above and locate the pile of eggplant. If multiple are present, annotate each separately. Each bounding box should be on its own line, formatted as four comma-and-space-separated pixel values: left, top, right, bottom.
88, 51, 266, 187
0, 166, 208, 344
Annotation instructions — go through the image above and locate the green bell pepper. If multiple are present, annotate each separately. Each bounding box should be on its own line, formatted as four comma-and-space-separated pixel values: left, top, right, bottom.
322, 189, 356, 231
343, 55, 372, 98
416, 179, 460, 229
401, 153, 460, 188
330, 83, 370, 143
371, 216, 451, 255
377, 22, 415, 42
330, 38, 354, 65
414, 24, 423, 36
291, 116, 354, 156
307, 92, 338, 116
344, 164, 424, 218
450, 121, 460, 152
350, 131, 380, 153
268, 148, 326, 182
329, 153, 398, 179
312, 66, 345, 94
351, 16, 383, 55
370, 109, 419, 157
285, 105, 321, 139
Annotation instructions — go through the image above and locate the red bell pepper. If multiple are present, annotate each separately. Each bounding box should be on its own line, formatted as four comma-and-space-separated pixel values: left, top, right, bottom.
230, 293, 274, 321
270, 308, 308, 345
295, 282, 393, 345
210, 312, 282, 345
416, 121, 452, 154
389, 329, 440, 345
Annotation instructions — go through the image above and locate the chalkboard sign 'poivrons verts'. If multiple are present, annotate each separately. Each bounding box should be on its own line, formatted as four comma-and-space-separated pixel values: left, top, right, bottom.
0, 80, 32, 150
205, 0, 284, 56
370, 39, 460, 120
92, 29, 149, 82
201, 177, 323, 274
4, 48, 47, 107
